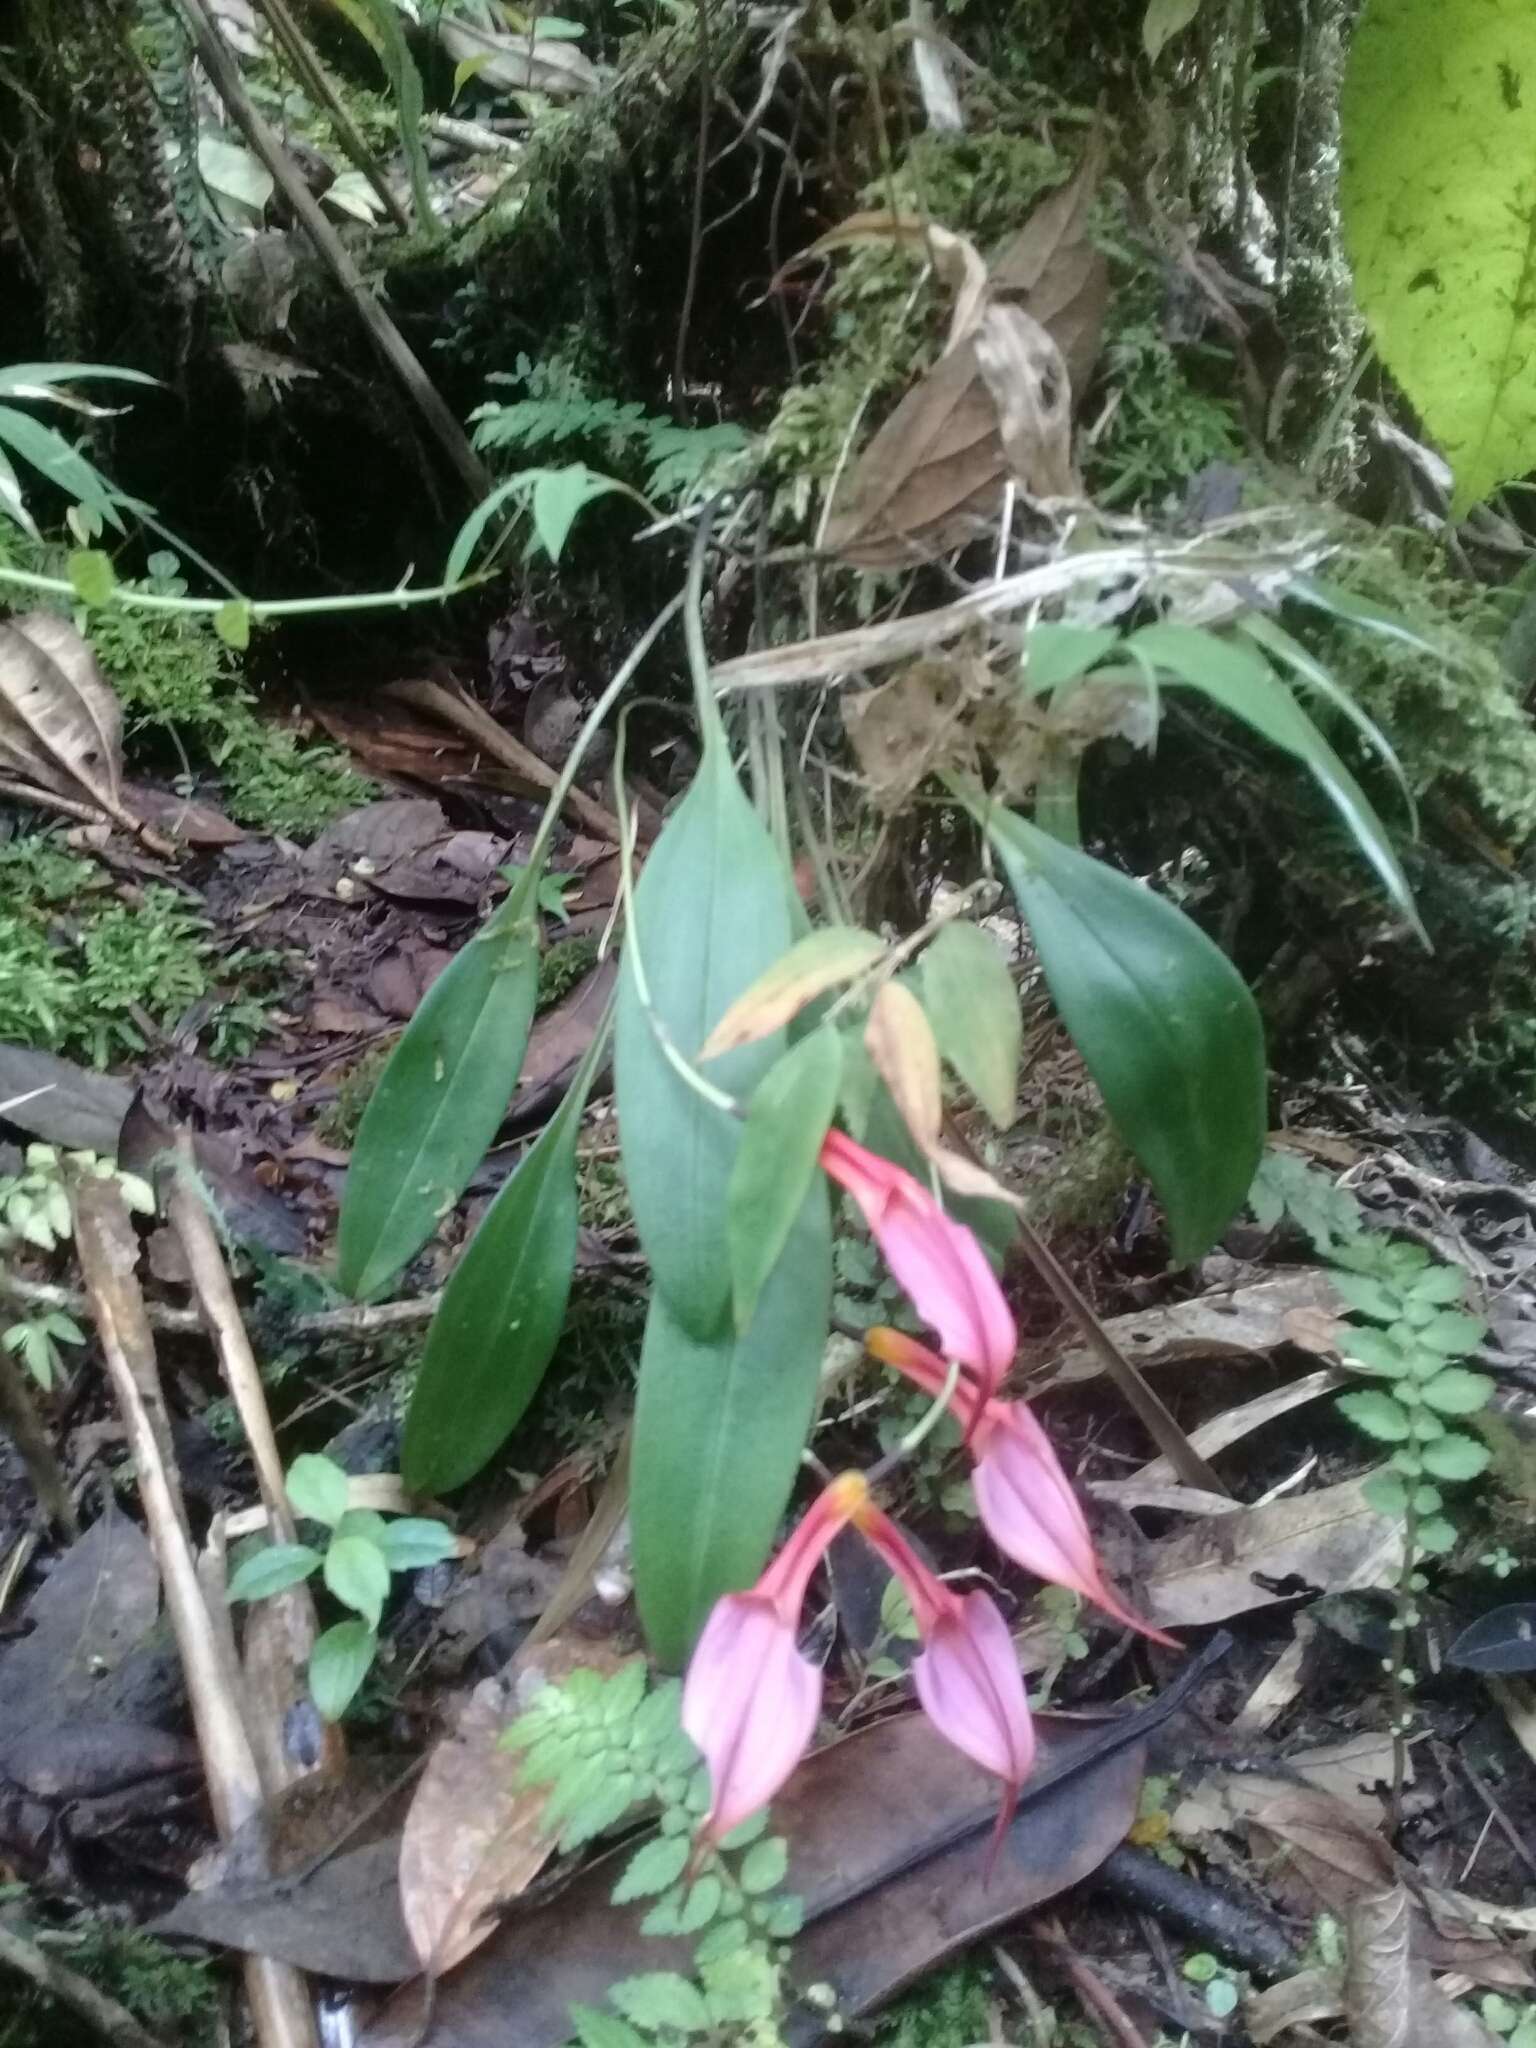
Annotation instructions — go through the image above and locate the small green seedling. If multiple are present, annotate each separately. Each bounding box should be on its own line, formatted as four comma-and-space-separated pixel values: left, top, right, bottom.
228, 1452, 457, 1720
1482, 1547, 1519, 1581
0, 1145, 155, 1252
1183, 1951, 1240, 2019
3, 1310, 86, 1390
1481, 1993, 1536, 2048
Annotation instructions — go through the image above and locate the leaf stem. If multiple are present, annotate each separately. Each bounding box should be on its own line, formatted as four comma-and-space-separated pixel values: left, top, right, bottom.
0, 564, 494, 620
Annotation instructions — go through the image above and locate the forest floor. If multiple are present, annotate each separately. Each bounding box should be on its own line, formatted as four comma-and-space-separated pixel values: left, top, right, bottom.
4, 618, 1536, 2048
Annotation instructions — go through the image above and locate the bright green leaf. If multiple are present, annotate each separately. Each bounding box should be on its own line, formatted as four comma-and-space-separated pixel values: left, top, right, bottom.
1020, 623, 1123, 693
728, 1027, 842, 1331
1329, 1272, 1402, 1322
400, 1018, 601, 1491
569, 2007, 648, 2048
1128, 622, 1422, 936
376, 1517, 460, 1570
1415, 1516, 1459, 1556
197, 134, 275, 215
676, 1875, 723, 1932
1237, 613, 1416, 827
324, 1534, 391, 1627
612, 1833, 692, 1903
980, 802, 1264, 1263
337, 877, 541, 1300
452, 51, 496, 99
1405, 1264, 1468, 1307
560, 1773, 638, 1849
227, 1544, 323, 1601
1419, 1366, 1494, 1415
333, 1509, 390, 1547
919, 921, 1021, 1128
1341, 0, 1536, 512
530, 464, 649, 564
609, 1972, 711, 2034
615, 733, 808, 1336
738, 1836, 789, 1894
213, 600, 251, 652
286, 1453, 351, 1527
309, 1619, 377, 1721
631, 1185, 831, 1665
67, 549, 116, 606
1419, 1432, 1491, 1482
1340, 1327, 1411, 1377
1363, 1470, 1409, 1516
1417, 1310, 1487, 1355
1337, 1388, 1412, 1442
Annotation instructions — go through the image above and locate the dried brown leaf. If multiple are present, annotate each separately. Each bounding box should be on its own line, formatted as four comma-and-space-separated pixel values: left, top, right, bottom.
824, 337, 1005, 565
865, 980, 943, 1154
1141, 1475, 1404, 1628
397, 1636, 634, 1979
841, 659, 983, 805
989, 123, 1110, 400
800, 210, 989, 352
974, 304, 1077, 497
1346, 1885, 1413, 2048
0, 614, 166, 848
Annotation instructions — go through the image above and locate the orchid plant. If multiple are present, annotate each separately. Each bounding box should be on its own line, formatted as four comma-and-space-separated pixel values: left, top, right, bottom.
680, 1130, 1172, 1847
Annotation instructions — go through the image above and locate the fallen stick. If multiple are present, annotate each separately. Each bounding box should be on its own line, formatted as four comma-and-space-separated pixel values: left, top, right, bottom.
168, 1145, 345, 1791
72, 1178, 320, 2048
0, 1920, 172, 2048
385, 677, 626, 844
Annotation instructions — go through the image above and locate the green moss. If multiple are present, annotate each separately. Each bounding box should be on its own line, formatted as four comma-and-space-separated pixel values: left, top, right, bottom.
0, 1910, 218, 2048
0, 836, 276, 1066
316, 1034, 401, 1146
876, 1963, 992, 2048
538, 934, 602, 1011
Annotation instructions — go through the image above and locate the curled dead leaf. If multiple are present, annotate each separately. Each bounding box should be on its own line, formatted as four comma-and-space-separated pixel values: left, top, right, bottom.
795, 210, 990, 353
700, 927, 885, 1059
988, 121, 1110, 400
864, 981, 943, 1155
974, 303, 1077, 498
0, 613, 174, 854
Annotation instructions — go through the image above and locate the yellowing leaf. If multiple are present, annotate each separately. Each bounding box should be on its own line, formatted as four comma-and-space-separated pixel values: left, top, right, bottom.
699, 926, 885, 1059
1342, 0, 1536, 512
864, 980, 943, 1156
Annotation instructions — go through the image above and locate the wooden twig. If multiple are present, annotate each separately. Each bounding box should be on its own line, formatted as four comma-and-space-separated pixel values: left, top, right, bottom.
167, 1148, 344, 1792
0, 1345, 76, 1533
172, 0, 490, 501
1030, 1916, 1151, 2048
71, 1179, 320, 2048
0, 1920, 172, 2048
1012, 1211, 1228, 1496
0, 1269, 438, 1340
384, 678, 625, 843
248, 0, 412, 231
428, 114, 523, 158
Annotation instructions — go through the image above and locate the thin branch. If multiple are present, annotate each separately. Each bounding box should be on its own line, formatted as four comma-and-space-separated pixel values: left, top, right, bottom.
171, 0, 489, 500
0, 1921, 172, 2048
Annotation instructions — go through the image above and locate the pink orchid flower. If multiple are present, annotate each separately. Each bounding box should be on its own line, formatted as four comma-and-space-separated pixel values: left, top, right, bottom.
866, 1328, 1177, 1646
819, 1129, 1016, 1400
682, 1471, 1032, 1844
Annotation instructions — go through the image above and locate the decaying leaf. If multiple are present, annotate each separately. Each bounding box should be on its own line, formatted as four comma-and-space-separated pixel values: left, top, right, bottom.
398, 1635, 636, 1979
973, 303, 1077, 498
823, 337, 1010, 565
988, 121, 1110, 398
864, 980, 943, 1155
700, 927, 885, 1059
842, 658, 985, 804
1347, 1886, 1414, 2048
1042, 1267, 1344, 1387
0, 613, 171, 851
437, 16, 598, 97
1141, 1474, 1404, 1628
798, 211, 990, 354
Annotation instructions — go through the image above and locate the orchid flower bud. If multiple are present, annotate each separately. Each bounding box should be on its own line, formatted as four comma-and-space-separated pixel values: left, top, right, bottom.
820, 1130, 1016, 1398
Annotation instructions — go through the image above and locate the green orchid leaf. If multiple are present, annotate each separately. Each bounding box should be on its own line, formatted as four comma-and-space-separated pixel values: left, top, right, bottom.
1341, 0, 1536, 512
324, 1533, 391, 1628
337, 872, 542, 1300
401, 1016, 609, 1492
631, 1179, 831, 1666
614, 733, 806, 1337
920, 921, 1021, 1128
981, 800, 1264, 1264
1128, 622, 1423, 938
227, 1544, 323, 1601
728, 1027, 843, 1332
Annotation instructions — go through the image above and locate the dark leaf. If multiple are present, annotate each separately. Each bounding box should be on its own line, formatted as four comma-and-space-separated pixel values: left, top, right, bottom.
1447, 1605, 1536, 1675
